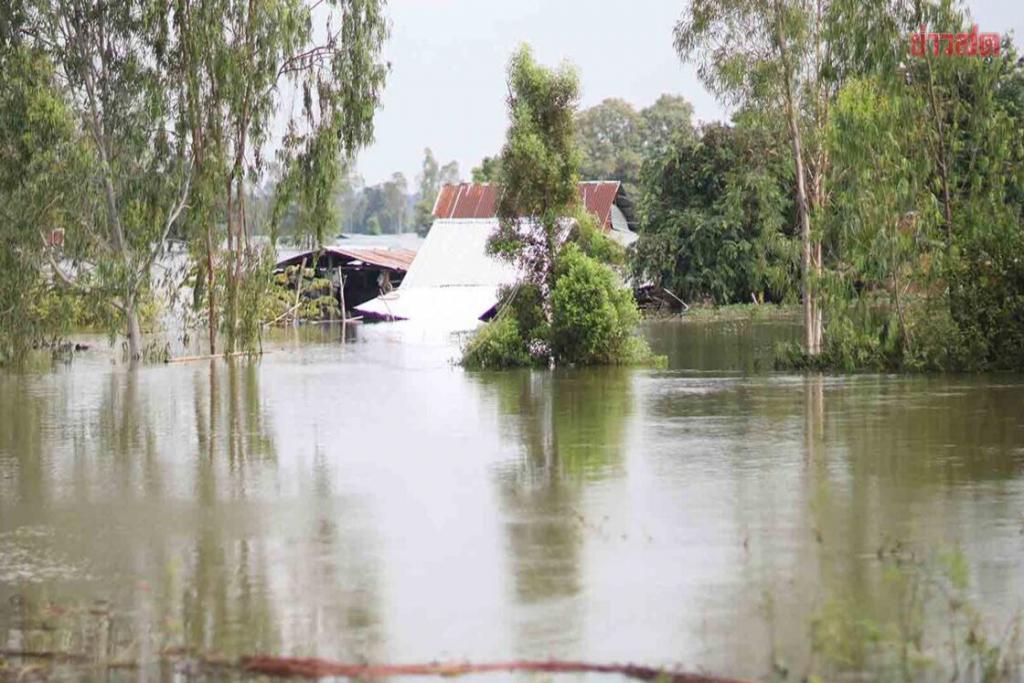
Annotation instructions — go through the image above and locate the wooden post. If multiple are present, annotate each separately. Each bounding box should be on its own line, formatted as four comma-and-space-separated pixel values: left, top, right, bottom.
338, 268, 347, 325
292, 258, 307, 325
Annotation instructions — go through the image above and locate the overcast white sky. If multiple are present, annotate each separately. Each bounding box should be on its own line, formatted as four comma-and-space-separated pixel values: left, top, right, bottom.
351, 0, 1023, 186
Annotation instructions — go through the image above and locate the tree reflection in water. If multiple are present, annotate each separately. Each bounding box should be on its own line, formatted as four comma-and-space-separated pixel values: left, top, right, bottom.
474, 367, 634, 654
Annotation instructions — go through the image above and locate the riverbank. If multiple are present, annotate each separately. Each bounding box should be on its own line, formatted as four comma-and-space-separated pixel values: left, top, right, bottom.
667, 302, 800, 323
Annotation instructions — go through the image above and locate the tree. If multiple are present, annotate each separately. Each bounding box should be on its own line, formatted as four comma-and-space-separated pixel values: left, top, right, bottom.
0, 46, 91, 361
633, 119, 798, 305
173, 0, 389, 353
471, 155, 501, 183
413, 148, 440, 235
639, 94, 695, 156
382, 171, 409, 232
336, 168, 366, 235
413, 151, 460, 236
573, 95, 694, 192
487, 44, 581, 293
818, 3, 1024, 370
822, 77, 932, 365
439, 160, 460, 185
575, 98, 643, 186
464, 45, 654, 369
19, 0, 192, 361
675, 0, 836, 356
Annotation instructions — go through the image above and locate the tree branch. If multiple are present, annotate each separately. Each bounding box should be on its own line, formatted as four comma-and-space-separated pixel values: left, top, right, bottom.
139, 159, 193, 281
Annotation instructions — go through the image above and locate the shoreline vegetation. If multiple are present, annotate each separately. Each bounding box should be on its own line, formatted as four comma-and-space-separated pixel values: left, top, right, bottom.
4, 1, 1022, 375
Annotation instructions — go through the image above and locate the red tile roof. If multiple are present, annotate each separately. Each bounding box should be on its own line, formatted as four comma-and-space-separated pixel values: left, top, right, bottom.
432, 181, 624, 230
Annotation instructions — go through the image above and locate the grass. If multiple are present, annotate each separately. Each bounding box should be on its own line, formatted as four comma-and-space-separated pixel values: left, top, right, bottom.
645, 302, 801, 323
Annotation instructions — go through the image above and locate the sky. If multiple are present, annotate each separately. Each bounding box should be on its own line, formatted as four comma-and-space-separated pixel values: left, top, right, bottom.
352, 0, 1024, 187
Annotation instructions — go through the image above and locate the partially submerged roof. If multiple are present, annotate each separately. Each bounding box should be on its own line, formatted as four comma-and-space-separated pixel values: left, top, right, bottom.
355, 183, 639, 329
399, 219, 515, 289
355, 219, 517, 329
276, 246, 416, 273
432, 181, 637, 232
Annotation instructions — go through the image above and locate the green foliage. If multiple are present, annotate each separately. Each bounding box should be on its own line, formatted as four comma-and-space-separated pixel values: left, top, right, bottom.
499, 283, 548, 345
412, 149, 460, 236
261, 264, 341, 325
550, 244, 652, 365
575, 94, 694, 192
460, 315, 531, 370
805, 541, 1024, 682
632, 120, 798, 305
571, 207, 625, 266
471, 155, 502, 183
487, 44, 581, 289
948, 225, 1024, 371
0, 47, 88, 361
575, 98, 643, 188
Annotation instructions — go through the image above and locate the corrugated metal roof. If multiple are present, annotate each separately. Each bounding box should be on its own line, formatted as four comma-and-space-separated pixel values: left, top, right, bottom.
276, 246, 416, 272
432, 181, 625, 229
401, 219, 516, 289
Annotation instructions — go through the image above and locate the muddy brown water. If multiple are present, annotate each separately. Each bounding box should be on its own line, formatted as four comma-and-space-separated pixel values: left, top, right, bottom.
1, 318, 1023, 681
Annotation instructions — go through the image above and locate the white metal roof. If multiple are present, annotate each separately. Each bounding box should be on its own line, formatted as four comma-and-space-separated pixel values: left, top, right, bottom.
400, 219, 516, 288
355, 286, 504, 330
355, 218, 518, 330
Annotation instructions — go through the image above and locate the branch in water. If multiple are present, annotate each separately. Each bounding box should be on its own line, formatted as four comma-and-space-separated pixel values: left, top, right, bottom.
239, 657, 753, 683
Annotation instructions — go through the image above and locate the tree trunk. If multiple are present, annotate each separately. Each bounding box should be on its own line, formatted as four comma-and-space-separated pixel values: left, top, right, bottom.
775, 2, 821, 357
225, 175, 237, 353
785, 91, 820, 357
126, 298, 143, 362
206, 224, 217, 355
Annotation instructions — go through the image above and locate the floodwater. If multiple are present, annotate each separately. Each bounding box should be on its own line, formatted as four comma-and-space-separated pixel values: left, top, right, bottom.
1, 318, 1023, 681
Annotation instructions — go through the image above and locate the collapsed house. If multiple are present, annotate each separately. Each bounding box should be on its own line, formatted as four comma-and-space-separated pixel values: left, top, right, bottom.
355, 181, 637, 328
274, 246, 417, 315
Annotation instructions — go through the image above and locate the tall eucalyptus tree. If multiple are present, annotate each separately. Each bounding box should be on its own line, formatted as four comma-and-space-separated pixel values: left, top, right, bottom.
675, 0, 837, 355
168, 0, 389, 353
13, 0, 192, 361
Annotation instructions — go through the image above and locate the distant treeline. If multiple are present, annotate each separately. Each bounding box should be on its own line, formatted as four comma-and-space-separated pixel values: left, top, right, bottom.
274, 93, 697, 241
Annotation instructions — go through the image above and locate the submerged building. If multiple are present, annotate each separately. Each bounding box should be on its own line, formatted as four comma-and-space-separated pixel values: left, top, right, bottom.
355, 181, 637, 328
274, 245, 417, 313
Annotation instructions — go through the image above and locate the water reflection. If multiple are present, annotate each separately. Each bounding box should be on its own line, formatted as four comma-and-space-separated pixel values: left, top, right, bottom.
1, 322, 1023, 682
474, 368, 633, 655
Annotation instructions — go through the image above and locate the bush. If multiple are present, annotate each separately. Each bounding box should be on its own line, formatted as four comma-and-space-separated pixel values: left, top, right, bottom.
462, 246, 661, 370
497, 282, 548, 344
570, 207, 625, 266
460, 315, 531, 370
550, 244, 651, 365
949, 230, 1024, 371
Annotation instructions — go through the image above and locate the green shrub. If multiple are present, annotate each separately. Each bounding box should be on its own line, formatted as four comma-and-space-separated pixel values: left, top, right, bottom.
497, 282, 548, 344
463, 245, 662, 370
461, 315, 531, 370
550, 244, 651, 365
571, 207, 625, 266
949, 229, 1024, 371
